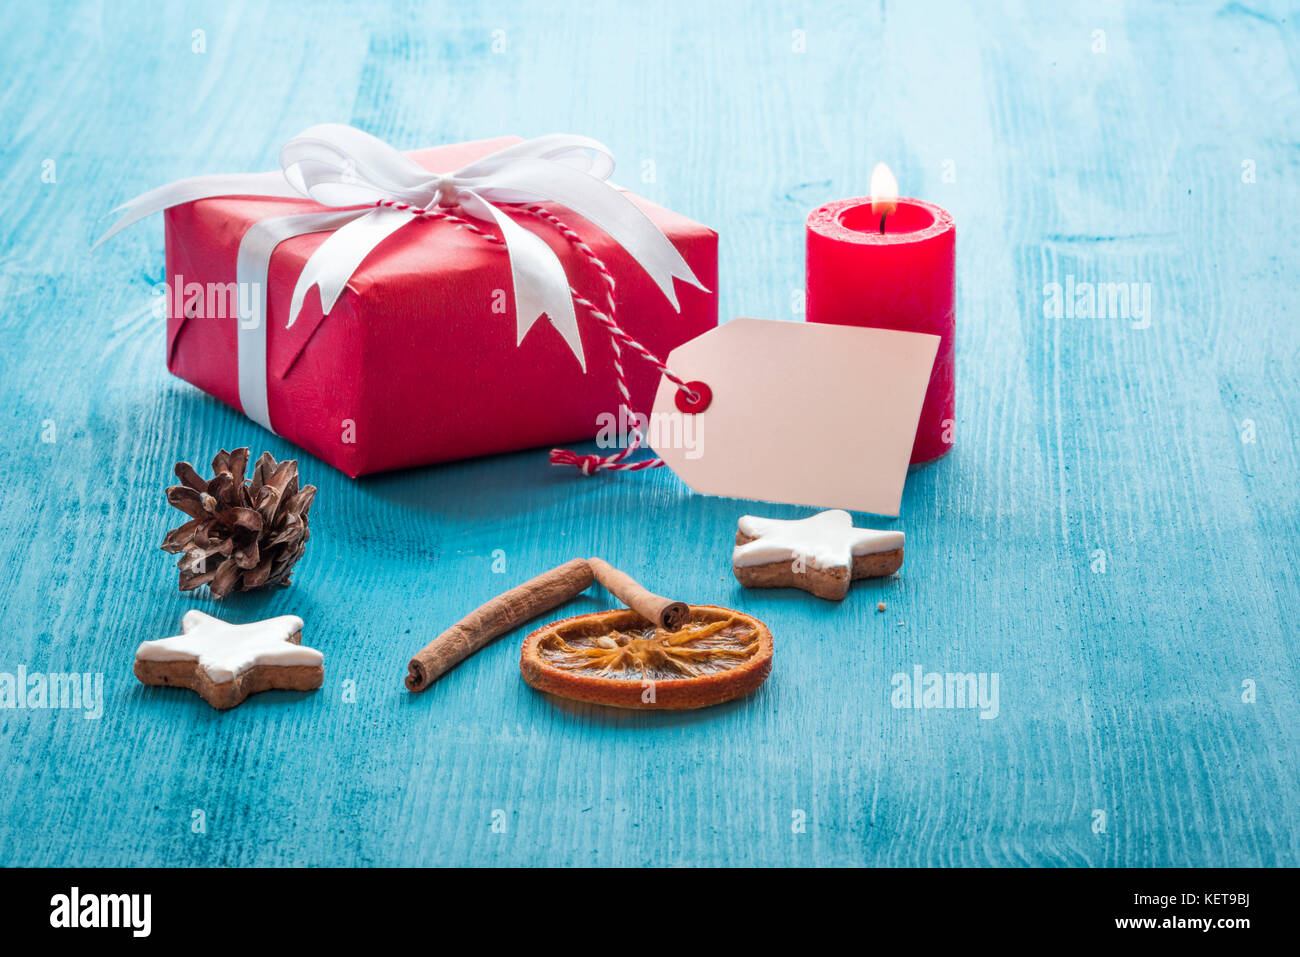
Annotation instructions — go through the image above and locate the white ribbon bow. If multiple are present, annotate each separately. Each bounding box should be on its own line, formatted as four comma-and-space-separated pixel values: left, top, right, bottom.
97, 124, 706, 432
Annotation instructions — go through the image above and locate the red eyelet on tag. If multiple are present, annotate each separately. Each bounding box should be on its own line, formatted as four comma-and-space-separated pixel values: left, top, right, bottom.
675, 380, 712, 414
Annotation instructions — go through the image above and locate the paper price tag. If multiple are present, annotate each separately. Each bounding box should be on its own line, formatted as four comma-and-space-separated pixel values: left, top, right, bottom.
649, 317, 939, 516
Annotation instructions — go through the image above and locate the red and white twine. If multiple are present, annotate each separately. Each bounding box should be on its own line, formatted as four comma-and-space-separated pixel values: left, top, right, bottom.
375, 198, 697, 474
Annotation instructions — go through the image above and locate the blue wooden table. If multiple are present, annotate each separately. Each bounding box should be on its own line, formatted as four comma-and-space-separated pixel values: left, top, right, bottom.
1, 0, 1296, 867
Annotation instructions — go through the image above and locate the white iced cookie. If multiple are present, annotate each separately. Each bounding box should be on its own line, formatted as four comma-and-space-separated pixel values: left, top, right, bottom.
732, 509, 904, 601
134, 610, 323, 710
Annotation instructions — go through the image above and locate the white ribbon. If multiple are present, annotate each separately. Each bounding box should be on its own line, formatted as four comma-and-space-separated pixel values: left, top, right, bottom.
97, 124, 707, 433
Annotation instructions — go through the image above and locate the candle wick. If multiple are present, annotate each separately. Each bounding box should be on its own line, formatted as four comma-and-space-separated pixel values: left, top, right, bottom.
879, 213, 886, 234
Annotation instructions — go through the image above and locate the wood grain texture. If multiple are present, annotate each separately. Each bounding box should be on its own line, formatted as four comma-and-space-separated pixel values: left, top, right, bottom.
0, 0, 1296, 867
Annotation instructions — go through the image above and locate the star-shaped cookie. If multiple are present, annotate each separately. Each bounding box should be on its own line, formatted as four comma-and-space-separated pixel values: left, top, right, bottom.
134, 610, 323, 710
732, 509, 903, 601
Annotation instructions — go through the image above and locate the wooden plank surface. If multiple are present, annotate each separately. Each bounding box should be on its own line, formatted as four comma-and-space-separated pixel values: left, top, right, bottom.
0, 0, 1296, 867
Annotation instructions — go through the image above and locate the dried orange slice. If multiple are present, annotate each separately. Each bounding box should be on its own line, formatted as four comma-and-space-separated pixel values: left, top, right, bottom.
520, 605, 772, 710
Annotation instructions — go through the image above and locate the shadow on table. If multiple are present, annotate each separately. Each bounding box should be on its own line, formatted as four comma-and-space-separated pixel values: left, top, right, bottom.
527, 686, 756, 730
358, 442, 618, 525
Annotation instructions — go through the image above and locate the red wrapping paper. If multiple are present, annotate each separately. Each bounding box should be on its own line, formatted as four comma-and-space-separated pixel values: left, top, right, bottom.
163, 136, 717, 477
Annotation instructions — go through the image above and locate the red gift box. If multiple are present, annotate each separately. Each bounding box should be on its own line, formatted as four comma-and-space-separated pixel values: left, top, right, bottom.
160, 136, 717, 477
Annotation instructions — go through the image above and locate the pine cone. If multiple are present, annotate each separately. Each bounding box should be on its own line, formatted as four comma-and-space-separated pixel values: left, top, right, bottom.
161, 448, 316, 599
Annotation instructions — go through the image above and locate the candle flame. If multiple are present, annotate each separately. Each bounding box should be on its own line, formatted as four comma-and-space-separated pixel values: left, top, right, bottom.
871, 162, 899, 217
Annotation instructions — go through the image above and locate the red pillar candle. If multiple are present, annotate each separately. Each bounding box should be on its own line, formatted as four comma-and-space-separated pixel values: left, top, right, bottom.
805, 193, 955, 464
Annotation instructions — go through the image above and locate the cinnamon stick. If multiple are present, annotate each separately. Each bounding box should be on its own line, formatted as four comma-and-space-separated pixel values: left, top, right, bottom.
588, 557, 689, 630
406, 558, 594, 692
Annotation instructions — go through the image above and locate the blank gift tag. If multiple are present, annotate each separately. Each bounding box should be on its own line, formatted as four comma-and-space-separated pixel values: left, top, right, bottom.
650, 317, 939, 516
